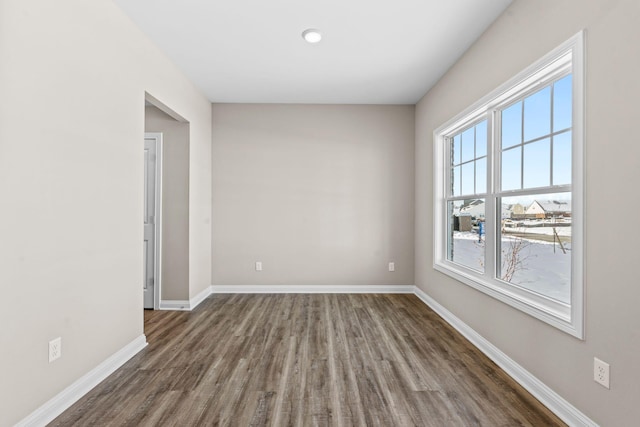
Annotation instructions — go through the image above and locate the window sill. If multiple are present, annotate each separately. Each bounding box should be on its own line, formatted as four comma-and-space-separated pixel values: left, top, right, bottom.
433, 260, 582, 339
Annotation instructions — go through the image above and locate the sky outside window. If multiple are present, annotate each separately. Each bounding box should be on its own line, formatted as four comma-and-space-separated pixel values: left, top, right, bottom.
501, 75, 572, 191
450, 120, 488, 197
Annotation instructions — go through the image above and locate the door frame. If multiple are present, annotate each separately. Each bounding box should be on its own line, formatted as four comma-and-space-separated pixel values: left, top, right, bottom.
145, 132, 163, 310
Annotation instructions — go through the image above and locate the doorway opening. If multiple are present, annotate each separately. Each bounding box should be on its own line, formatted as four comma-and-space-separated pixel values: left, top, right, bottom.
143, 132, 162, 309
143, 93, 190, 312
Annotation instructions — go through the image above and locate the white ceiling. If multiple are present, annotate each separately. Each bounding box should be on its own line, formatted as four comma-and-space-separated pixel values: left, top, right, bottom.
114, 0, 512, 104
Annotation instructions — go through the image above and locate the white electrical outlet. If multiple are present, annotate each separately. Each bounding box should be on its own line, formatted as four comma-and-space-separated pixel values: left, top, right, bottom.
255, 261, 262, 271
594, 357, 610, 389
49, 337, 62, 363
388, 262, 395, 272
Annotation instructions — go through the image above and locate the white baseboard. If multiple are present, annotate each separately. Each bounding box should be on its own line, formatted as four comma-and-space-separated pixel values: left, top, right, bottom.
158, 300, 191, 311
413, 287, 597, 427
190, 285, 213, 309
16, 335, 147, 427
210, 284, 415, 294
159, 286, 213, 311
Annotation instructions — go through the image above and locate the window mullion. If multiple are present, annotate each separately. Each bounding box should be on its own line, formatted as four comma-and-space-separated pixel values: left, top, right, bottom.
520, 97, 525, 190
473, 126, 477, 195
445, 136, 454, 261
550, 82, 555, 185
485, 111, 497, 280
445, 136, 452, 198
496, 185, 571, 199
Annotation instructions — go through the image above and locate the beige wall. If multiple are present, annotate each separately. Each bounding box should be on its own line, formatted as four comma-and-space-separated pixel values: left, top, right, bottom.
0, 0, 211, 425
5, 0, 638, 425
415, 0, 640, 425
211, 104, 415, 287
145, 106, 190, 301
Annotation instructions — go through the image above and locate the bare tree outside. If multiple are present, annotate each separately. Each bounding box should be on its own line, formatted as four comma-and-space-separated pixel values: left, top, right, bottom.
501, 237, 532, 282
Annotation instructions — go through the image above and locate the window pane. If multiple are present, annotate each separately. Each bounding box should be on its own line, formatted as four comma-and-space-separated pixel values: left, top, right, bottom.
553, 131, 572, 185
461, 162, 475, 195
476, 158, 487, 194
447, 199, 485, 272
476, 120, 487, 157
499, 193, 571, 304
524, 86, 551, 142
461, 127, 475, 163
453, 135, 461, 165
502, 101, 522, 149
451, 165, 461, 196
502, 146, 521, 191
553, 75, 572, 132
523, 138, 550, 188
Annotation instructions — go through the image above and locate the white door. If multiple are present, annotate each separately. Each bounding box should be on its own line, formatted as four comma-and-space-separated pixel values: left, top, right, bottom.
144, 133, 161, 309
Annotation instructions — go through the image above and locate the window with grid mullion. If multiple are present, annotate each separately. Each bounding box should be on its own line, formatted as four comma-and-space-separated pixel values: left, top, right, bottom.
500, 74, 572, 193
450, 120, 488, 198
433, 33, 584, 338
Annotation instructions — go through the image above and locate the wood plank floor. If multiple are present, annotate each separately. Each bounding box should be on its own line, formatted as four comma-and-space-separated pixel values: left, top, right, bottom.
51, 294, 564, 426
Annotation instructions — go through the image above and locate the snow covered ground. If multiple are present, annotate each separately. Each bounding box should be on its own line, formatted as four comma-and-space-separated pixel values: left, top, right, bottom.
503, 223, 571, 237
451, 230, 571, 304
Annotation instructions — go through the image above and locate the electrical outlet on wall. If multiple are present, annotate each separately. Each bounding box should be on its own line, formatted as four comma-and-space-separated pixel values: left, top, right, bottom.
388, 262, 395, 272
594, 357, 610, 389
255, 261, 262, 271
49, 337, 62, 363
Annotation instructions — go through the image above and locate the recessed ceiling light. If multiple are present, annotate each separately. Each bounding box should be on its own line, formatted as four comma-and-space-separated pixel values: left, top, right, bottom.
302, 29, 322, 44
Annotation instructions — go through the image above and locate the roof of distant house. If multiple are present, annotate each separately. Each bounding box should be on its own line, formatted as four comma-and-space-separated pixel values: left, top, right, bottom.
460, 200, 485, 217
532, 200, 572, 213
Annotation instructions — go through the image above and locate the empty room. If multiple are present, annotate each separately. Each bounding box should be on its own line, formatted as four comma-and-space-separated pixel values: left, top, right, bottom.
2, 0, 639, 426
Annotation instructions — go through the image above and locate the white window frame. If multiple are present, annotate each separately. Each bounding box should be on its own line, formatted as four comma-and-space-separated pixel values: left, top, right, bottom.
433, 32, 585, 339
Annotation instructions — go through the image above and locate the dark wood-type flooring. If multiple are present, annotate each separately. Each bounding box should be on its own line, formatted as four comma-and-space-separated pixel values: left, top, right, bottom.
51, 294, 564, 426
